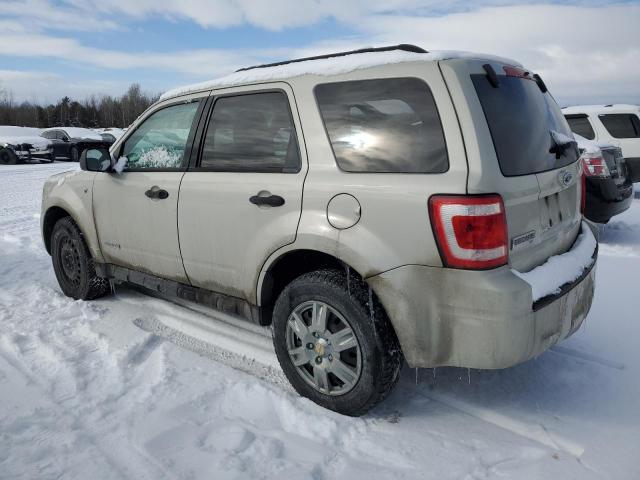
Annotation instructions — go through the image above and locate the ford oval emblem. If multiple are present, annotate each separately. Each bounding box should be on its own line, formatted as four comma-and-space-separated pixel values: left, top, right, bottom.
558, 170, 573, 187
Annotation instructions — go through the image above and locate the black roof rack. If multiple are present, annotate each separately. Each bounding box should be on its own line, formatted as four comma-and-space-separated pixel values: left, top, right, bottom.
236, 44, 428, 72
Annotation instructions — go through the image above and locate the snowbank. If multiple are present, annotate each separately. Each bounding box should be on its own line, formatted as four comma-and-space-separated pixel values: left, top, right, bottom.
160, 50, 521, 101
0, 126, 43, 137
513, 222, 597, 302
1, 162, 640, 479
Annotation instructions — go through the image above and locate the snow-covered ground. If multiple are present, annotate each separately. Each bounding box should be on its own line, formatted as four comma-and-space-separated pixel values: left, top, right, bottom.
1, 162, 639, 479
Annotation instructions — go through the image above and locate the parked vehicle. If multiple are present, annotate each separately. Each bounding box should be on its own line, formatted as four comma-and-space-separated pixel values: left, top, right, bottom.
41, 127, 112, 161
574, 134, 635, 223
0, 126, 54, 164
41, 45, 599, 416
563, 105, 640, 185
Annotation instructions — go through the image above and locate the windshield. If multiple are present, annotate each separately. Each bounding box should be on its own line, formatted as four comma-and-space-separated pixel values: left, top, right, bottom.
472, 74, 579, 177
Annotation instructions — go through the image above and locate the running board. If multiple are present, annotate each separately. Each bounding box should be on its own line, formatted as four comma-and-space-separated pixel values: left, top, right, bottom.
95, 263, 264, 325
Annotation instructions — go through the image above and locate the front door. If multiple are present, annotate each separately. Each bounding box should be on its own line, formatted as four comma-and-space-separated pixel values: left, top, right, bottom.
93, 98, 203, 282
48, 131, 69, 160
178, 85, 306, 301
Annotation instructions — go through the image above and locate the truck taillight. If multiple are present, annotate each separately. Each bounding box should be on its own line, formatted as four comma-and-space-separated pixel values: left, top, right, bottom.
428, 195, 508, 270
581, 153, 610, 178
580, 168, 586, 214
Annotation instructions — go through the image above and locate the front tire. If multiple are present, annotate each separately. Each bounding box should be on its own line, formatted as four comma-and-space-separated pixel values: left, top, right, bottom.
51, 217, 111, 300
272, 269, 403, 416
0, 148, 18, 165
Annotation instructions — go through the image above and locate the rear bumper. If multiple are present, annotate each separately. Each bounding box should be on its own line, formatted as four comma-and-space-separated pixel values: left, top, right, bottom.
368, 234, 597, 369
584, 177, 633, 223
15, 148, 54, 161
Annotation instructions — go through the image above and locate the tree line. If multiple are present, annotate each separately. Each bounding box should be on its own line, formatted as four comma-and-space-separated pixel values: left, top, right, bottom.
0, 83, 160, 129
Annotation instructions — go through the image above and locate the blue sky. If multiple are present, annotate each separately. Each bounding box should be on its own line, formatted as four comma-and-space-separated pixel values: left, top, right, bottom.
0, 0, 638, 106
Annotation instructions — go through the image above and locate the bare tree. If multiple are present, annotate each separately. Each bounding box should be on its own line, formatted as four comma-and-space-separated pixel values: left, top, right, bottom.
0, 83, 159, 128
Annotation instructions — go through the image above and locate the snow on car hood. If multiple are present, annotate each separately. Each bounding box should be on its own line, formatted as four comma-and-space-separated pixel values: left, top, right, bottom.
0, 135, 50, 149
0, 126, 49, 148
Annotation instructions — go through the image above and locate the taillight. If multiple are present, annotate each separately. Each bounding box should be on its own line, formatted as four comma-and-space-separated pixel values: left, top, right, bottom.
580, 168, 586, 214
581, 153, 610, 178
429, 195, 508, 270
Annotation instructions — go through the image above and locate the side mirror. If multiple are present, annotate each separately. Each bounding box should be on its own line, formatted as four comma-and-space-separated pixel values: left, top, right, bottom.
80, 147, 112, 172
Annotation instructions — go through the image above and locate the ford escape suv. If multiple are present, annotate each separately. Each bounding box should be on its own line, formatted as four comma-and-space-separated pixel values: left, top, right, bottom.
41, 45, 598, 416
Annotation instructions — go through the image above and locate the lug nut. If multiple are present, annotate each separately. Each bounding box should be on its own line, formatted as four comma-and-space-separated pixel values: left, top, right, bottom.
306, 343, 314, 349
313, 332, 319, 338
328, 354, 333, 361
315, 357, 322, 364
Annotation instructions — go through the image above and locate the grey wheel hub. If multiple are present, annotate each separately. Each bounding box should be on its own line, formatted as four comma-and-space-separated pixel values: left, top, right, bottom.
285, 300, 361, 396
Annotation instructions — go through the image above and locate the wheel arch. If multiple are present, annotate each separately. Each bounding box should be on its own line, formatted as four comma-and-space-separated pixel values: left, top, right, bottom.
257, 249, 399, 340
42, 206, 92, 256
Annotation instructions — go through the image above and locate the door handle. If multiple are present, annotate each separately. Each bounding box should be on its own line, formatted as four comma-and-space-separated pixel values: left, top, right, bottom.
145, 186, 169, 200
249, 193, 285, 207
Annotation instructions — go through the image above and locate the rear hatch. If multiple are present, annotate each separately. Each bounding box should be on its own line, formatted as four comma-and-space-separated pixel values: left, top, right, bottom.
453, 60, 582, 272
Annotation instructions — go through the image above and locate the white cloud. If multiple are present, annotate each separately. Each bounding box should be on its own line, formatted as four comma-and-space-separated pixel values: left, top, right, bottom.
0, 70, 132, 103
0, 0, 118, 31
0, 2, 638, 105
350, 4, 640, 104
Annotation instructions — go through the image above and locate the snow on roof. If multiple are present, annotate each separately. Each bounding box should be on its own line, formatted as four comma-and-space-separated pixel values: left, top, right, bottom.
43, 127, 104, 141
573, 133, 601, 155
562, 104, 640, 115
573, 132, 617, 152
160, 50, 521, 101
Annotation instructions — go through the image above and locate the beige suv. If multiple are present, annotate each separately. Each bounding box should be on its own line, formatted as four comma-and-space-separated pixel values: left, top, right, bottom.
41, 45, 598, 416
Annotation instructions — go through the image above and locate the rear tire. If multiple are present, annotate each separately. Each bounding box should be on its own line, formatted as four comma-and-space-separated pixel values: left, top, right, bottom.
0, 148, 18, 165
272, 269, 403, 416
51, 216, 111, 300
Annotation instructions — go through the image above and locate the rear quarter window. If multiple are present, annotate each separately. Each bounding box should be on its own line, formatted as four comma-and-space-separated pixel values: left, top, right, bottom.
599, 113, 640, 139
565, 115, 596, 140
314, 78, 448, 173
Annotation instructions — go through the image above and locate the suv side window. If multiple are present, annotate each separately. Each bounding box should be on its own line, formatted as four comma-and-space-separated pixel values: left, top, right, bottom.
121, 101, 200, 171
565, 114, 595, 140
315, 77, 448, 173
599, 113, 640, 139
200, 92, 300, 173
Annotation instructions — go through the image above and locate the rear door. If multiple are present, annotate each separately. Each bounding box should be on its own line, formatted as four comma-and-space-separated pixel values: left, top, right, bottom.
49, 131, 68, 159
442, 60, 582, 272
178, 83, 306, 302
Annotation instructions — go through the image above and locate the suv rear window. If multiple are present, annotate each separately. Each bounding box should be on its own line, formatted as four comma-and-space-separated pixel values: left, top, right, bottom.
565, 115, 595, 140
599, 113, 640, 139
472, 74, 579, 176
315, 78, 448, 173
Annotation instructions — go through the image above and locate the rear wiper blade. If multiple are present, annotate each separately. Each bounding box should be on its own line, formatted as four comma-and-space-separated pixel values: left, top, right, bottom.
549, 130, 577, 159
